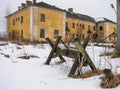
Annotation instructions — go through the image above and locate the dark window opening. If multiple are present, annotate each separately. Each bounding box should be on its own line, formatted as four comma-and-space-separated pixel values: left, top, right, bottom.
41, 13, 45, 22
66, 22, 68, 29
88, 25, 90, 30
99, 26, 103, 31
94, 26, 96, 31
21, 30, 23, 38
77, 23, 78, 27
21, 16, 23, 23
72, 23, 75, 28
40, 29, 45, 38
83, 24, 85, 29
13, 19, 15, 25
54, 29, 59, 38
80, 24, 81, 27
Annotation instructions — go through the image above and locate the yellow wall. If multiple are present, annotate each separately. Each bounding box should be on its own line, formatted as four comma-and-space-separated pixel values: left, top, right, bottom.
97, 22, 117, 42
7, 4, 116, 43
7, 7, 30, 41
7, 6, 65, 42
37, 7, 65, 41
97, 22, 105, 41
107, 22, 117, 42
66, 17, 96, 42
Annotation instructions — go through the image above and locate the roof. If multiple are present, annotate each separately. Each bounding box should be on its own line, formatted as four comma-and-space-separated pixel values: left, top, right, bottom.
66, 12, 95, 22
96, 18, 116, 24
6, 1, 66, 18
76, 13, 95, 22
33, 2, 66, 12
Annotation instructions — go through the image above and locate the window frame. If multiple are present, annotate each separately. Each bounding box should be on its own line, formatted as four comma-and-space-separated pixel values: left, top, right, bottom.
99, 26, 103, 31
21, 16, 23, 23
41, 13, 45, 22
40, 29, 45, 38
72, 23, 75, 28
54, 29, 59, 38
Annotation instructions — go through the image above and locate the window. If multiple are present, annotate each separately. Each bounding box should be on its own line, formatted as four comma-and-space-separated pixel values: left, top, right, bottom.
99, 26, 103, 31
21, 30, 23, 38
93, 26, 96, 31
72, 23, 75, 28
77, 23, 78, 27
13, 19, 15, 25
66, 22, 68, 28
41, 13, 45, 22
83, 24, 85, 29
21, 16, 23, 23
80, 24, 82, 27
88, 25, 90, 30
40, 29, 45, 38
82, 34, 84, 39
76, 34, 78, 37
54, 30, 59, 38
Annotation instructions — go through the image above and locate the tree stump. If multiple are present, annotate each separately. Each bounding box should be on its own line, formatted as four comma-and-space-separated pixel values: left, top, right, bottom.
103, 69, 114, 81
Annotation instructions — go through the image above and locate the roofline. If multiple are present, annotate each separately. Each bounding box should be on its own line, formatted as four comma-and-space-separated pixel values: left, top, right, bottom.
97, 21, 116, 24
96, 18, 116, 24
66, 16, 96, 23
6, 2, 66, 18
6, 6, 31, 18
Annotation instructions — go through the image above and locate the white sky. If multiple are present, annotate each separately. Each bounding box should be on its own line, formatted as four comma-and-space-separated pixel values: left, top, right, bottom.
0, 0, 116, 32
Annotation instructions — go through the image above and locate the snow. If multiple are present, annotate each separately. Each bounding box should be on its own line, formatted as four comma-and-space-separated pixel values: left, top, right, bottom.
0, 41, 120, 90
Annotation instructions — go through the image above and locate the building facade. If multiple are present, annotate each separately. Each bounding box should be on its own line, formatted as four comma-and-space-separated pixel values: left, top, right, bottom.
96, 18, 117, 43
6, 0, 117, 43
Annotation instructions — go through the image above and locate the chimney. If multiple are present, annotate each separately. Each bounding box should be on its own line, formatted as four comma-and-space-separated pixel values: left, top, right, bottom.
68, 8, 73, 14
33, 0, 36, 4
26, 0, 32, 6
21, 3, 26, 9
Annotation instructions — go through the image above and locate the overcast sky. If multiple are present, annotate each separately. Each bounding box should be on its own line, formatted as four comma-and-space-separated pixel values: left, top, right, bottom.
0, 0, 116, 32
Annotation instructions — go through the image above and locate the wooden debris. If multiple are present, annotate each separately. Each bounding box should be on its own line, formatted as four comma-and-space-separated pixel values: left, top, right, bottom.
0, 43, 8, 46
4, 54, 10, 58
16, 47, 22, 49
18, 55, 39, 59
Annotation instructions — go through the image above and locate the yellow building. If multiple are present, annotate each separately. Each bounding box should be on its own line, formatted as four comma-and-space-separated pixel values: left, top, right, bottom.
6, 0, 117, 43
65, 9, 96, 42
96, 18, 117, 43
6, 0, 66, 42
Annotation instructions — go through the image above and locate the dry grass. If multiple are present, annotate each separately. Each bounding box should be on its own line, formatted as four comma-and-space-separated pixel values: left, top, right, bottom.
111, 50, 120, 58
69, 69, 103, 78
100, 51, 113, 56
100, 49, 120, 58
100, 74, 120, 88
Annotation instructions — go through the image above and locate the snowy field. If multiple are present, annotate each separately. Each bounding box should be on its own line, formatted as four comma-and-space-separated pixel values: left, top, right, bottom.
0, 41, 120, 90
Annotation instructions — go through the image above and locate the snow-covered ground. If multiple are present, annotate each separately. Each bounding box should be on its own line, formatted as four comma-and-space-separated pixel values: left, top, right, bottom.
0, 41, 120, 90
